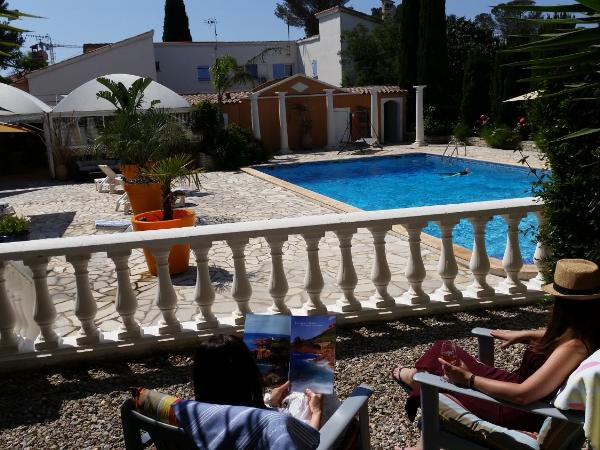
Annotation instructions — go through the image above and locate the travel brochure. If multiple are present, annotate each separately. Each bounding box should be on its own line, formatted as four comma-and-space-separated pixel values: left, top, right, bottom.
243, 314, 336, 394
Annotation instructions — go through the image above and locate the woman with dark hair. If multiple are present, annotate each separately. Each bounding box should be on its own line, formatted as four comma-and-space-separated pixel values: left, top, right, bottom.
193, 334, 325, 429
392, 259, 600, 450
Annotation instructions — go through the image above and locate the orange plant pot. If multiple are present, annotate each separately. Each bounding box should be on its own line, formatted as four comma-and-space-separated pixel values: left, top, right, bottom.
119, 164, 140, 180
131, 209, 196, 276
124, 182, 163, 215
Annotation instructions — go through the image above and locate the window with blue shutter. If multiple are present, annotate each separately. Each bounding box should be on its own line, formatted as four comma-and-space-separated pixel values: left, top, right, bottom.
197, 66, 210, 81
245, 64, 258, 80
273, 63, 285, 79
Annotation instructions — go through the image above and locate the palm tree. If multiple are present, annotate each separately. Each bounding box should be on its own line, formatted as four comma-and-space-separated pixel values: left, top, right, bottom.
96, 77, 159, 115
209, 55, 254, 123
0, 4, 36, 57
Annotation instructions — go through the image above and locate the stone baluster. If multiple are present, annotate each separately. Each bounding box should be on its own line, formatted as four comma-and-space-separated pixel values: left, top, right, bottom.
151, 247, 182, 334
401, 222, 430, 304
498, 213, 527, 294
335, 228, 361, 312
66, 254, 100, 345
432, 219, 463, 302
266, 235, 290, 315
227, 239, 253, 325
108, 250, 141, 339
465, 216, 495, 298
0, 261, 19, 353
528, 212, 549, 291
192, 242, 218, 329
301, 232, 328, 315
368, 226, 395, 308
23, 256, 61, 350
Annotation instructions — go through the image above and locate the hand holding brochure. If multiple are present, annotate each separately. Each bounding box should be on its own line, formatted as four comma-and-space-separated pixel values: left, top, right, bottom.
243, 314, 336, 394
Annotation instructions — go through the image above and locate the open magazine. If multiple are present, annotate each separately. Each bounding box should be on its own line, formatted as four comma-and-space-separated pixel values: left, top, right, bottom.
243, 314, 336, 394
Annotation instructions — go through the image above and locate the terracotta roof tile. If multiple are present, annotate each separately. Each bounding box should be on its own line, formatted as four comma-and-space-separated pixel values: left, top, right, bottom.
346, 86, 406, 94
184, 91, 249, 105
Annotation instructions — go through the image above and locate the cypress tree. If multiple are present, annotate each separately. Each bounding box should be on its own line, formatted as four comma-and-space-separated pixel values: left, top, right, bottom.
398, 0, 419, 89
460, 49, 492, 125
417, 0, 449, 116
163, 0, 193, 42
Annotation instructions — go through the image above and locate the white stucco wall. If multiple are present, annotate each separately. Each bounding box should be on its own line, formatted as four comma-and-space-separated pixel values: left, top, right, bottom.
27, 32, 157, 106
155, 41, 300, 94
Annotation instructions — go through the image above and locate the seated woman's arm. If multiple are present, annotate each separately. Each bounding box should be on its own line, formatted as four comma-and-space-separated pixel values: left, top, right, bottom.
441, 339, 588, 405
491, 329, 546, 349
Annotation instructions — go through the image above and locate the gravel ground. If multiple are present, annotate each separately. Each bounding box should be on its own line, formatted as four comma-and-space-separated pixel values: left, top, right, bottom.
0, 304, 551, 450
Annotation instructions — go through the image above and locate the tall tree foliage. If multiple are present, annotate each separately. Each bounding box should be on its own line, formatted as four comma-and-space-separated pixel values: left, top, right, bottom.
417, 0, 449, 115
274, 0, 350, 37
397, 0, 419, 89
162, 0, 192, 42
209, 55, 254, 122
0, 1, 24, 72
460, 49, 493, 123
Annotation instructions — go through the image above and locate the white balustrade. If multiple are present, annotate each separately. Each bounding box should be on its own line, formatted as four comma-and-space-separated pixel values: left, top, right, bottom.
368, 226, 395, 308
465, 216, 495, 298
0, 261, 18, 353
335, 228, 361, 312
302, 232, 328, 315
266, 235, 290, 315
498, 213, 528, 294
400, 222, 430, 304
0, 197, 547, 369
192, 242, 219, 329
151, 247, 182, 334
432, 220, 462, 302
227, 239, 253, 325
108, 250, 141, 339
528, 212, 549, 290
66, 254, 100, 345
23, 256, 61, 350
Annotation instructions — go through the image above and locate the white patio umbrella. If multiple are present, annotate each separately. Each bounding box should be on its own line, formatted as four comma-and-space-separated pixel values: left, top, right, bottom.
52, 73, 190, 116
0, 83, 52, 121
503, 90, 542, 103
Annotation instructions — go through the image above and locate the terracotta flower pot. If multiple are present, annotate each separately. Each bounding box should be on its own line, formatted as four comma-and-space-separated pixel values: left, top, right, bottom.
119, 164, 140, 180
132, 209, 196, 276
124, 182, 162, 215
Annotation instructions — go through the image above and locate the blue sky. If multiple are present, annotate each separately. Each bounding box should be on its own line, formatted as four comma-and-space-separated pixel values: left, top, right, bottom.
12, 0, 565, 64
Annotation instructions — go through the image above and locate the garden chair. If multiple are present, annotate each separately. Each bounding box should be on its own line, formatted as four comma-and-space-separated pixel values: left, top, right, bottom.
121, 384, 373, 450
415, 328, 588, 450
95, 164, 124, 194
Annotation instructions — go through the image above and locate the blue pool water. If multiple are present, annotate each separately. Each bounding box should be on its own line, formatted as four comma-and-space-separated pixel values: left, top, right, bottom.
258, 154, 544, 263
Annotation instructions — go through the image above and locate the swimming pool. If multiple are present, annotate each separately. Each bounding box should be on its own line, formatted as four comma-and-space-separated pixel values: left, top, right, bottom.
257, 154, 544, 263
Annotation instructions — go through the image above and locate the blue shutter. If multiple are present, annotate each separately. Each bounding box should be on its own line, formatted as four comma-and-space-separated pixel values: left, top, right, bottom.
273, 63, 285, 79
197, 66, 210, 81
245, 64, 258, 79
311, 60, 318, 79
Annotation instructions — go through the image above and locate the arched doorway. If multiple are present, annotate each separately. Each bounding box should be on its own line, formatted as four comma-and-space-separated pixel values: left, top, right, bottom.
383, 100, 402, 143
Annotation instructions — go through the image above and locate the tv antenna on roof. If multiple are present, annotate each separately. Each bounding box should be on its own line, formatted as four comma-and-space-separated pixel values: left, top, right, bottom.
205, 18, 218, 59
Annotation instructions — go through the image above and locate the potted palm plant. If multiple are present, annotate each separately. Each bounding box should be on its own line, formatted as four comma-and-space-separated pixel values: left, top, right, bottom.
132, 154, 202, 275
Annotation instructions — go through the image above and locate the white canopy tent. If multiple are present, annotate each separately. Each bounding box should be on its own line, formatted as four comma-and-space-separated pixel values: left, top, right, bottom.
52, 73, 190, 116
0, 83, 52, 123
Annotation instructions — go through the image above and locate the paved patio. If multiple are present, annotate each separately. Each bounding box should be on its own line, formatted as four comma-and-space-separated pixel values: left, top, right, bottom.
0, 144, 545, 337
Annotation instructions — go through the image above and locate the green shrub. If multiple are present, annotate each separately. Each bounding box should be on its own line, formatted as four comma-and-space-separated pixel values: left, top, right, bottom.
480, 124, 521, 150
452, 123, 471, 144
424, 106, 452, 136
214, 124, 272, 170
0, 215, 29, 236
190, 101, 220, 152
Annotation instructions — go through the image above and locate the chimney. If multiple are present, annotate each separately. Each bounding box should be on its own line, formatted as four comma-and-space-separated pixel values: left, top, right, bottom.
381, 0, 395, 20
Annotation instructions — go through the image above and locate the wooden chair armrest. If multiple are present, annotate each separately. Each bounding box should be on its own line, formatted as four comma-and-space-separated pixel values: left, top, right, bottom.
414, 372, 584, 423
317, 384, 373, 450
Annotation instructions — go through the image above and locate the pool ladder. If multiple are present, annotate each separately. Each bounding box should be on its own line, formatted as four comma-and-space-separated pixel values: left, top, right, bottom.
442, 137, 467, 162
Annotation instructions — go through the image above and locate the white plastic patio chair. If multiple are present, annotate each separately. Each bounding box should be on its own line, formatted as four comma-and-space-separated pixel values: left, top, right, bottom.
415, 328, 587, 450
95, 164, 124, 194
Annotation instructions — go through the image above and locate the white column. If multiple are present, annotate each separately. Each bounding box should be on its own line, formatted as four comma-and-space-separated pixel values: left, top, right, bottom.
369, 88, 379, 142
277, 91, 291, 154
400, 222, 430, 304
528, 212, 549, 291
151, 247, 182, 334
227, 239, 253, 325
108, 250, 141, 340
250, 93, 261, 140
23, 256, 61, 350
324, 89, 336, 148
0, 261, 19, 353
266, 235, 290, 315
192, 242, 219, 330
465, 216, 495, 298
368, 226, 395, 308
301, 232, 328, 316
431, 220, 463, 302
335, 228, 361, 312
498, 213, 528, 294
413, 85, 427, 147
66, 254, 100, 345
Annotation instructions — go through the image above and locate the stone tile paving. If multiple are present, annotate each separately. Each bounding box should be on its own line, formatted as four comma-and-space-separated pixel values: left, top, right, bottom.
0, 145, 542, 337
